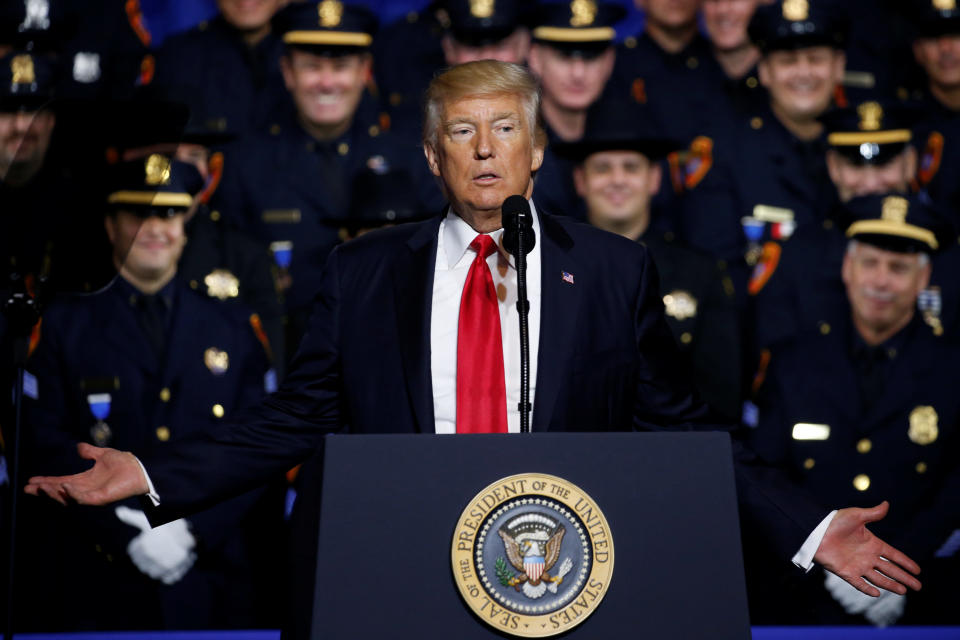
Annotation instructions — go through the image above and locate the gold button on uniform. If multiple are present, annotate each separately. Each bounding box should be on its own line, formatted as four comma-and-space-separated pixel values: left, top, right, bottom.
750, 117, 763, 130
156, 426, 170, 442
803, 458, 815, 470
210, 210, 221, 222
856, 438, 871, 454
624, 36, 637, 48
337, 142, 349, 156
159, 387, 171, 402
189, 280, 198, 290
212, 403, 225, 418
746, 76, 758, 89
368, 125, 379, 137
916, 462, 928, 474
680, 332, 693, 344
686, 56, 698, 69
819, 322, 831, 335
853, 474, 870, 491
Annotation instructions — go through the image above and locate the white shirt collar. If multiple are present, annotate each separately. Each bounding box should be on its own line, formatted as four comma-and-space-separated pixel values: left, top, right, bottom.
440, 200, 540, 269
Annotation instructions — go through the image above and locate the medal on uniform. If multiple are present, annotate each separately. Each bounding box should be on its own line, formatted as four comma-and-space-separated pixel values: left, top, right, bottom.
87, 393, 113, 446
741, 217, 765, 266
270, 241, 294, 292
919, 287, 944, 336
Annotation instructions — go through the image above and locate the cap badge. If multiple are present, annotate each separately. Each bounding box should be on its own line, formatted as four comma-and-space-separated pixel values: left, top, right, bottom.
933, 0, 957, 10
19, 0, 51, 31
570, 0, 597, 27
11, 54, 35, 85
204, 347, 230, 375
857, 102, 884, 131
881, 195, 909, 224
909, 406, 939, 445
318, 0, 343, 28
204, 269, 240, 300
782, 0, 809, 21
470, 0, 494, 19
144, 153, 172, 186
663, 290, 698, 321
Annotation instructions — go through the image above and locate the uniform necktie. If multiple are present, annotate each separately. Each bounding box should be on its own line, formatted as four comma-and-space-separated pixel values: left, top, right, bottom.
138, 294, 167, 359
457, 234, 508, 434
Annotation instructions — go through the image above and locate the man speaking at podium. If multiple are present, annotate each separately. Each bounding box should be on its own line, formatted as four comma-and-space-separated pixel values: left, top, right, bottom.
27, 61, 921, 613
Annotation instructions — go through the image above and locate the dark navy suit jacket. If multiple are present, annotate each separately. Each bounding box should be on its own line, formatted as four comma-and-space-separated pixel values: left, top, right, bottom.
144, 208, 827, 557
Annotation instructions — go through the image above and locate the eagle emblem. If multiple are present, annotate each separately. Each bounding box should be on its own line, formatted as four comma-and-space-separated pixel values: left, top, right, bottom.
496, 513, 573, 599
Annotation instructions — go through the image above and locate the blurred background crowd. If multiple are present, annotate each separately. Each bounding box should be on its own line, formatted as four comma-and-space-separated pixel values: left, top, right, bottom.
1, 0, 960, 632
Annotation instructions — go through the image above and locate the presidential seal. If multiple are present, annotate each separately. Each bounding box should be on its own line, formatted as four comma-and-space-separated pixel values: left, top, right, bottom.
451, 473, 614, 637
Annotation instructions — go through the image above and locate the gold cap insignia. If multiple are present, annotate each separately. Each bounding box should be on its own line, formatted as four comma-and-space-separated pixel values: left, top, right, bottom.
933, 0, 957, 10
144, 153, 172, 186
782, 0, 809, 21
11, 54, 35, 85
857, 101, 884, 131
204, 347, 230, 375
318, 0, 343, 28
881, 195, 909, 224
663, 290, 698, 321
204, 269, 240, 300
570, 0, 598, 27
470, 0, 494, 19
909, 405, 939, 445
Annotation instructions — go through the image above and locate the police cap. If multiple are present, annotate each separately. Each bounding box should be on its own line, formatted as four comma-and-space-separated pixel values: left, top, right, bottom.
446, 0, 531, 46
748, 0, 847, 54
0, 50, 56, 112
276, 1, 378, 55
531, 0, 625, 57
821, 100, 915, 165
346, 166, 428, 231
107, 153, 203, 218
844, 194, 947, 253
913, 0, 960, 38
552, 96, 678, 162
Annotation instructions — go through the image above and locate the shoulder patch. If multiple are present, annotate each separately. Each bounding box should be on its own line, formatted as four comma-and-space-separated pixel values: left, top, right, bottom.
249, 313, 274, 362
667, 136, 714, 194
751, 348, 772, 396
747, 241, 782, 296
917, 131, 944, 188
200, 151, 224, 203
124, 0, 152, 47
28, 317, 42, 359
137, 53, 154, 86
631, 78, 647, 104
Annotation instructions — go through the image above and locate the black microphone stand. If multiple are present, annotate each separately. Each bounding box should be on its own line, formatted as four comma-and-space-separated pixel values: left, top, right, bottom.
516, 223, 532, 434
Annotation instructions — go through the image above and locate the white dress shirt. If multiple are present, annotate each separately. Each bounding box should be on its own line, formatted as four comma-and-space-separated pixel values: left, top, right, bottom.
430, 203, 541, 434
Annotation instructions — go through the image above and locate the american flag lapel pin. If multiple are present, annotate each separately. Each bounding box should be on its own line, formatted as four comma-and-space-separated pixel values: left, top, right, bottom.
561, 271, 575, 285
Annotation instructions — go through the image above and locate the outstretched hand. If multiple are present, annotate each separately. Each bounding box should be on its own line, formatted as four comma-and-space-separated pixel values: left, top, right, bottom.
25, 442, 149, 506
815, 501, 922, 597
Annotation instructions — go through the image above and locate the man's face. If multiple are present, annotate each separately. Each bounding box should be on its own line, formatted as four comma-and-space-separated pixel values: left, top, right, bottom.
442, 29, 531, 65
574, 150, 661, 227
914, 35, 960, 92
702, 0, 758, 51
637, 0, 702, 31
106, 211, 188, 283
217, 0, 285, 32
424, 93, 544, 222
174, 143, 211, 181
281, 49, 370, 134
527, 45, 615, 112
826, 148, 917, 203
842, 241, 930, 339
0, 109, 55, 175
759, 46, 845, 122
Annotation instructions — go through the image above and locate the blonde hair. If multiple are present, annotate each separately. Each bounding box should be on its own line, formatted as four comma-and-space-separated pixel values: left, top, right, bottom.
422, 60, 546, 151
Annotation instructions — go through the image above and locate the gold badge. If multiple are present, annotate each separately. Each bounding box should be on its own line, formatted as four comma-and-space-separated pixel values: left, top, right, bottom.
881, 195, 909, 224
909, 406, 939, 445
452, 473, 614, 637
144, 153, 172, 186
857, 101, 884, 131
782, 0, 809, 21
318, 0, 343, 27
11, 54, 35, 85
204, 269, 240, 300
663, 290, 698, 321
470, 0, 494, 19
934, 0, 957, 10
569, 0, 597, 27
204, 347, 230, 375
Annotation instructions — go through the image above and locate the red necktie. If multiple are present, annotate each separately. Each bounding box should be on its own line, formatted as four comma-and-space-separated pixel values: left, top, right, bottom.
457, 234, 508, 434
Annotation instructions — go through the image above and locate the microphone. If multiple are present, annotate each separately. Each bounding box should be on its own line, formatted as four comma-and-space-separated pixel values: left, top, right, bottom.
501, 195, 534, 433
502, 195, 536, 257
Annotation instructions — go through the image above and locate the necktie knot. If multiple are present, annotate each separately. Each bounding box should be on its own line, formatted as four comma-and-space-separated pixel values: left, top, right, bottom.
470, 234, 498, 260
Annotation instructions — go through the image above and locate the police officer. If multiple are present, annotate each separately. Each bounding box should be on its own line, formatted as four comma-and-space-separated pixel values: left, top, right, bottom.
19, 154, 282, 631
213, 1, 443, 358
701, 0, 768, 119
749, 193, 960, 625
153, 0, 292, 140
526, 0, 625, 219
679, 0, 847, 299
558, 96, 741, 419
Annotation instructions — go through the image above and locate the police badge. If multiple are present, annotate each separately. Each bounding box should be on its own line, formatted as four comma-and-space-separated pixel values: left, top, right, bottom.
452, 474, 613, 637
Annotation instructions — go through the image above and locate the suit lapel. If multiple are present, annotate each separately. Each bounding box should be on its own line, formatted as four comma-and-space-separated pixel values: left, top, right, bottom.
393, 217, 442, 433
532, 214, 582, 431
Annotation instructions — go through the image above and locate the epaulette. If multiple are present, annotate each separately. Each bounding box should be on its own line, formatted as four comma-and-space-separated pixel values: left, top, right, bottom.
124, 0, 152, 47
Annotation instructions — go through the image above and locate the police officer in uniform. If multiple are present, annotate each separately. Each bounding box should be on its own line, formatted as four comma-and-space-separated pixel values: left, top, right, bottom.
153, 0, 292, 140
213, 1, 443, 358
559, 96, 742, 419
679, 0, 847, 299
701, 0, 768, 120
526, 0, 625, 220
19, 154, 283, 631
749, 193, 960, 625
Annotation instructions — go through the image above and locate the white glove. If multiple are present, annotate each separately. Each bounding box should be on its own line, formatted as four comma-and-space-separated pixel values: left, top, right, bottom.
115, 505, 197, 585
824, 570, 906, 626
